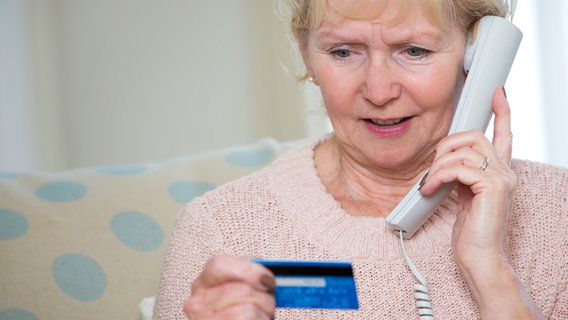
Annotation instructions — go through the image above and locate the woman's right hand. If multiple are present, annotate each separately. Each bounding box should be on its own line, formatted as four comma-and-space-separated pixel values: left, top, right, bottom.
183, 254, 276, 320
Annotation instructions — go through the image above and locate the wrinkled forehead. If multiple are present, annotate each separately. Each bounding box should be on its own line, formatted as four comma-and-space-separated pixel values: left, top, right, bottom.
313, 0, 454, 31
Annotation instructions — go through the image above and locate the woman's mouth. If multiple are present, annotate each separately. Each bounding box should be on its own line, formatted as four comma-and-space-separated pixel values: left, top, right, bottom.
369, 118, 408, 126
365, 117, 412, 137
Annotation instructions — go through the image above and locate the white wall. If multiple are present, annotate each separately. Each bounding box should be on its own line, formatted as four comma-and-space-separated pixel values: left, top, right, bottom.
4, 0, 311, 171
0, 0, 39, 170
534, 0, 568, 168
508, 0, 568, 168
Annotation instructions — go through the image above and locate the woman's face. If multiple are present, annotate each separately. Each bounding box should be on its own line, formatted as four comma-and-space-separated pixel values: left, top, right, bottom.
304, 2, 467, 172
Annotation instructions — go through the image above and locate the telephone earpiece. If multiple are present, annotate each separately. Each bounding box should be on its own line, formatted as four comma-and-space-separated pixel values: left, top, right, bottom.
463, 38, 476, 73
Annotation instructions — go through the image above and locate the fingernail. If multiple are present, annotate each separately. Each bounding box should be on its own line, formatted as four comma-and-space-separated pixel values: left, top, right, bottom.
261, 274, 276, 291
502, 86, 507, 99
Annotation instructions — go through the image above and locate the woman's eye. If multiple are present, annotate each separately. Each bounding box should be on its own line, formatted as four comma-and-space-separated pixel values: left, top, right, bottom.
404, 46, 431, 59
330, 46, 352, 59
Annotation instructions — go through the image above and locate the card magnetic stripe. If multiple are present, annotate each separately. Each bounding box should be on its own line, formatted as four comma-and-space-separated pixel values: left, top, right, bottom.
261, 264, 354, 277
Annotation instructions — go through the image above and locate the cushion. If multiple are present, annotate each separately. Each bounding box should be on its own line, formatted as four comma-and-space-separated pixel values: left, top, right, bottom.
0, 137, 296, 320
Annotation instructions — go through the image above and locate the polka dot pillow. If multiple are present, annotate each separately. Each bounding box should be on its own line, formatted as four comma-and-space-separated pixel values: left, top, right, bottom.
0, 138, 296, 320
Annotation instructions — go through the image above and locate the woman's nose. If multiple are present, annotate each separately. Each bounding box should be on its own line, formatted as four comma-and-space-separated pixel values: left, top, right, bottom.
361, 58, 401, 106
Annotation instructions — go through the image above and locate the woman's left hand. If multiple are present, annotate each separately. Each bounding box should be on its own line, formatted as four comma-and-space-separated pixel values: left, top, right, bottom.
420, 87, 515, 276
419, 87, 543, 319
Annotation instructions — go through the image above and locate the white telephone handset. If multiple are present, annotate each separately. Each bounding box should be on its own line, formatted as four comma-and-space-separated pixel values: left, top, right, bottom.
386, 16, 523, 239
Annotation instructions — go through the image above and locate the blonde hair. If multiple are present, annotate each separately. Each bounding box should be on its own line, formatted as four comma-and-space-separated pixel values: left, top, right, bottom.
286, 0, 512, 52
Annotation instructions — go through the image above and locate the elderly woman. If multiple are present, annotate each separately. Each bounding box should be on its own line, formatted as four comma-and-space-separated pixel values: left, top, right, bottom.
152, 0, 567, 319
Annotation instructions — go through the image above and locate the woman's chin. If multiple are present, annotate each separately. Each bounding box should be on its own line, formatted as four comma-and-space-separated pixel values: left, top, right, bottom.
369, 150, 431, 172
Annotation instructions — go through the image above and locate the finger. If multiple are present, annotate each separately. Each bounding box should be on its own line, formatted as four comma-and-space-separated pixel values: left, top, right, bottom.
491, 87, 513, 164
432, 127, 509, 174
186, 302, 274, 320
192, 255, 275, 294
421, 148, 489, 195
215, 303, 274, 320
422, 160, 514, 199
434, 130, 490, 160
431, 146, 487, 172
185, 282, 275, 318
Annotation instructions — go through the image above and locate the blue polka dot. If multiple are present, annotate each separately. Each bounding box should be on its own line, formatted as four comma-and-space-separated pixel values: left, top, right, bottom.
225, 148, 274, 167
98, 165, 147, 175
52, 253, 107, 301
0, 209, 28, 240
0, 172, 16, 179
0, 308, 38, 320
35, 181, 88, 202
111, 211, 163, 252
168, 180, 216, 204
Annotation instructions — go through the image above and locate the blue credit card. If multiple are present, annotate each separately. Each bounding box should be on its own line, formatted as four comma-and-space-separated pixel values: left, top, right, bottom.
254, 260, 359, 310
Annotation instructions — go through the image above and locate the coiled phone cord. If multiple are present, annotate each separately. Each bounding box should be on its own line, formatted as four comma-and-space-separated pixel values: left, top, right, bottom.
399, 230, 435, 320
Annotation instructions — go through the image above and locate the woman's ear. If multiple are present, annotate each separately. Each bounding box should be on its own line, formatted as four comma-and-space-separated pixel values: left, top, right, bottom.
300, 45, 319, 85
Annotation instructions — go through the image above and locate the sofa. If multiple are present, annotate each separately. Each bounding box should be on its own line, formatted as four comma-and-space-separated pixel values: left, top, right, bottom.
0, 137, 300, 320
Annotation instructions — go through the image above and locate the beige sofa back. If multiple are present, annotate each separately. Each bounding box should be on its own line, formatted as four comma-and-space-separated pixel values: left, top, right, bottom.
0, 138, 296, 320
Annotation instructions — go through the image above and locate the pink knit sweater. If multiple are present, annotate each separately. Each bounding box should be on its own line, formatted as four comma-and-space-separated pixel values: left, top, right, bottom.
153, 137, 568, 319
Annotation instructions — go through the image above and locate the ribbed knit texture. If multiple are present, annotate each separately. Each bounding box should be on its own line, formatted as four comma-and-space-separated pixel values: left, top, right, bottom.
153, 137, 568, 319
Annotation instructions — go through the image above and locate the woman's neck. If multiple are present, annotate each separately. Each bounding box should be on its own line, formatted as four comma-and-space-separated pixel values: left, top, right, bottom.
314, 136, 429, 217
